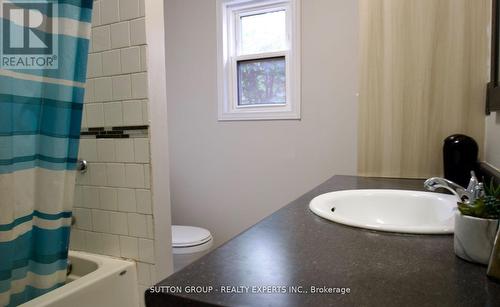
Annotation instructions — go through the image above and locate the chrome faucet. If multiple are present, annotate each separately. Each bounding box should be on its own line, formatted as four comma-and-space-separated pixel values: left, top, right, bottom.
424, 171, 484, 204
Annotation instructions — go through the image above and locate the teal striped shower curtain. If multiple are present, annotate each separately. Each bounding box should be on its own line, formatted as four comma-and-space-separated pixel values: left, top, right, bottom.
0, 1, 92, 306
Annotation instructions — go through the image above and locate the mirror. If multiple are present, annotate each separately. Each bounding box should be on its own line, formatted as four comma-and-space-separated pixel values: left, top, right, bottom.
487, 0, 500, 113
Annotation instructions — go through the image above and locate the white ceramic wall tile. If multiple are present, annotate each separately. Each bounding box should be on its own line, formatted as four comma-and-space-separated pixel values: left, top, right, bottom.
88, 29, 93, 53
81, 108, 88, 128
125, 164, 145, 188
74, 185, 82, 207
87, 53, 102, 78
100, 0, 119, 25
103, 102, 124, 127
135, 189, 151, 214
92, 25, 111, 52
85, 103, 105, 127
115, 139, 135, 162
146, 215, 154, 239
141, 100, 149, 124
139, 0, 145, 17
138, 238, 154, 263
122, 100, 143, 125
110, 21, 130, 49
92, 209, 110, 233
133, 138, 149, 163
120, 236, 139, 259
76, 168, 90, 185
85, 232, 103, 254
138, 286, 148, 307
82, 186, 100, 208
140, 45, 147, 70
106, 163, 126, 187
79, 139, 98, 162
112, 75, 132, 100
121, 47, 142, 73
149, 265, 157, 284
91, 0, 101, 26
74, 208, 92, 230
128, 213, 147, 237
102, 49, 122, 76
84, 79, 95, 103
136, 262, 151, 285
144, 165, 150, 189
130, 18, 146, 45
94, 77, 113, 102
69, 229, 86, 251
97, 139, 116, 162
120, 0, 140, 21
101, 233, 121, 257
75, 0, 154, 288
131, 72, 148, 99
117, 188, 137, 212
99, 187, 118, 211
110, 211, 129, 235
90, 162, 107, 186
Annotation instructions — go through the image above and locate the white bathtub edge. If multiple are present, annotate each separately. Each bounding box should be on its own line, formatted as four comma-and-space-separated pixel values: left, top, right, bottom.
20, 251, 138, 307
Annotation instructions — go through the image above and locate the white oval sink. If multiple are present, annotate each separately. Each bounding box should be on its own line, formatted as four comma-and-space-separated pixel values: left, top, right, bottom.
309, 189, 457, 234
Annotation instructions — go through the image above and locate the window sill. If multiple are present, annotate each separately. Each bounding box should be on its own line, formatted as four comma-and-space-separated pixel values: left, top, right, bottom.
217, 110, 301, 121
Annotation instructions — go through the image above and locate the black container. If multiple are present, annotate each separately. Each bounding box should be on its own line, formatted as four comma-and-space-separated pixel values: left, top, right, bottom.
443, 134, 479, 187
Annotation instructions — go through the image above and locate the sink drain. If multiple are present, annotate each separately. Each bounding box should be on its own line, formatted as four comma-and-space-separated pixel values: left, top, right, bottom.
331, 207, 335, 212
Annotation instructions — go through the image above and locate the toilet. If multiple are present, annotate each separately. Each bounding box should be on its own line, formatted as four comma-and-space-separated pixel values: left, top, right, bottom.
172, 225, 213, 272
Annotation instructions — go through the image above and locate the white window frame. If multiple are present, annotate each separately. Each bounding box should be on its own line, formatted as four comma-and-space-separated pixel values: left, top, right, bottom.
217, 0, 301, 121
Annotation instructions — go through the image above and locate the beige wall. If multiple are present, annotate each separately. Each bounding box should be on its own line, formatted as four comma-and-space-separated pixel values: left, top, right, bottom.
164, 0, 359, 245
485, 112, 500, 169
358, 0, 489, 178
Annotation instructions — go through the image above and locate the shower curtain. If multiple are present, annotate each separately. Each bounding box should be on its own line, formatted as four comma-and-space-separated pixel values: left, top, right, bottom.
0, 1, 93, 306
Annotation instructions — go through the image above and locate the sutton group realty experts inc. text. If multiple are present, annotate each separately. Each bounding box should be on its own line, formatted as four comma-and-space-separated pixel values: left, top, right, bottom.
149, 285, 352, 295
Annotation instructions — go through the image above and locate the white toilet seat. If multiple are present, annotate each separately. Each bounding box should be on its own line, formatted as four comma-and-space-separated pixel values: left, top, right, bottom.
172, 225, 213, 254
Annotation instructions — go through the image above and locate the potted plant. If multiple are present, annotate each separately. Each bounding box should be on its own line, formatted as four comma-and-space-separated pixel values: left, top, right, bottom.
454, 180, 500, 265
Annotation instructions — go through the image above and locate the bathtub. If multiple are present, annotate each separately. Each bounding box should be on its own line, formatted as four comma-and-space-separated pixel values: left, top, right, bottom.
20, 251, 139, 307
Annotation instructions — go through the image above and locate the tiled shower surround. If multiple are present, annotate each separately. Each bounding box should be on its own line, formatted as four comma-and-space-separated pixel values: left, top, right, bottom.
69, 1, 155, 306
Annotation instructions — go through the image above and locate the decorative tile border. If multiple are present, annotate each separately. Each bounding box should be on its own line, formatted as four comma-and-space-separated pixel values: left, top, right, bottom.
81, 125, 149, 139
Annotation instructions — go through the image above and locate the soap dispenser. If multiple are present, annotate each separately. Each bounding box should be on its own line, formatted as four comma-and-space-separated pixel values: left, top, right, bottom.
443, 134, 479, 188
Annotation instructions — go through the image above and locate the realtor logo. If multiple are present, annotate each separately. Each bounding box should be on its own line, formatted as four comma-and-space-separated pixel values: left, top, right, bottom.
1, 0, 58, 69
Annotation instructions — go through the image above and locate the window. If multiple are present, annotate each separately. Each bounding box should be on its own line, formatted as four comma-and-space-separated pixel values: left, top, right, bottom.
217, 0, 301, 120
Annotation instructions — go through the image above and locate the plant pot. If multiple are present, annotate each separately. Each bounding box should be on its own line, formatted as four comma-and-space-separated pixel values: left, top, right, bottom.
454, 211, 499, 265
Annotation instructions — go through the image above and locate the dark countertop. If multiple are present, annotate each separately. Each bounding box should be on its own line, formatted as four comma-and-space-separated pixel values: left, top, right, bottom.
146, 176, 500, 307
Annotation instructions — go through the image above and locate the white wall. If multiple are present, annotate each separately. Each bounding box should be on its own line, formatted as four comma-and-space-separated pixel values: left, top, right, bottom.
144, 0, 174, 282
164, 0, 359, 245
485, 112, 500, 169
